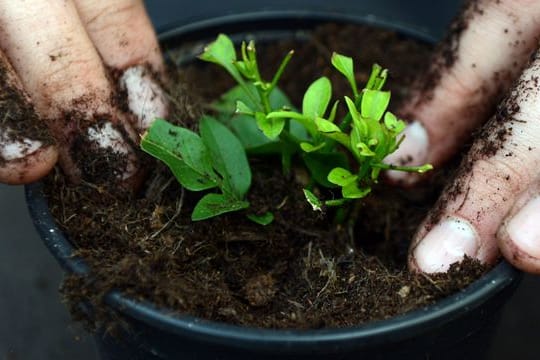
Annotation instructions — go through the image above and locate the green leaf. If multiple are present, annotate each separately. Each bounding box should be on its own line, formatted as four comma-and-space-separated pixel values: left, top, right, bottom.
361, 89, 391, 121
325, 198, 348, 207
331, 53, 358, 97
327, 100, 340, 123
247, 212, 274, 225
267, 110, 315, 136
303, 152, 349, 188
236, 100, 254, 115
320, 131, 351, 149
345, 96, 367, 137
199, 34, 242, 83
256, 112, 285, 140
384, 112, 405, 133
328, 167, 358, 187
365, 64, 388, 90
192, 193, 249, 221
300, 142, 326, 153
342, 182, 371, 199
234, 60, 252, 79
356, 142, 376, 157
315, 117, 342, 133
199, 116, 251, 198
141, 119, 218, 191
303, 189, 323, 211
302, 77, 332, 119
214, 85, 308, 152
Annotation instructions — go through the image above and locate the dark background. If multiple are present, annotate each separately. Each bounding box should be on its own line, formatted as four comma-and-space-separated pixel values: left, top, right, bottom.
2, 1, 539, 359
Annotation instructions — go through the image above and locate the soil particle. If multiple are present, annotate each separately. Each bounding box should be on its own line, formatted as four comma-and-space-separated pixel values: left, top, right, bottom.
48, 23, 489, 332
245, 274, 277, 307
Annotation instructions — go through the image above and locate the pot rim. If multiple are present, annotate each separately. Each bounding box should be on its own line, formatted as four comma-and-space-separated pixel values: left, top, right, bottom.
25, 10, 521, 353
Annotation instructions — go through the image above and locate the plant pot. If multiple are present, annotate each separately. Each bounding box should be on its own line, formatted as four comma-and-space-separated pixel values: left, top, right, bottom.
26, 11, 522, 360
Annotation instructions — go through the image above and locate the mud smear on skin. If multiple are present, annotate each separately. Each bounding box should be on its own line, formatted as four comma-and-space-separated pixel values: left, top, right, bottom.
0, 60, 54, 166
46, 24, 487, 331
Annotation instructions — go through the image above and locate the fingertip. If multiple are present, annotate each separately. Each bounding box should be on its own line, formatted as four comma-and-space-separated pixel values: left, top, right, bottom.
409, 217, 481, 273
0, 145, 58, 185
499, 196, 540, 274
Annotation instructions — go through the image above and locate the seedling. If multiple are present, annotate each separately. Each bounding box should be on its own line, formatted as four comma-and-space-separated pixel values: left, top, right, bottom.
141, 34, 432, 223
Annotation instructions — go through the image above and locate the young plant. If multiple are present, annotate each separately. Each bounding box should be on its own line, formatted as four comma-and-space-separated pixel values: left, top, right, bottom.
141, 33, 432, 223
141, 116, 251, 221
198, 35, 432, 209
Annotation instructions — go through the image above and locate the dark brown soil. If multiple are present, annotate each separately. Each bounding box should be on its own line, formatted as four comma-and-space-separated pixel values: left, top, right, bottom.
46, 23, 488, 331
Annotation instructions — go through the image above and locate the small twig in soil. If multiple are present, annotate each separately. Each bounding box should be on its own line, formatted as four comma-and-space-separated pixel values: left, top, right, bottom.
302, 241, 313, 290
276, 196, 289, 210
148, 188, 185, 240
276, 218, 323, 238
223, 231, 268, 242
80, 180, 117, 200
171, 236, 184, 256
145, 172, 174, 203
314, 250, 337, 302
420, 273, 444, 293
287, 299, 305, 310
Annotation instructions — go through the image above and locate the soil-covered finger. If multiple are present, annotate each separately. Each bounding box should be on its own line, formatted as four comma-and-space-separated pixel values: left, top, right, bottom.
0, 0, 142, 185
75, 0, 168, 132
0, 51, 57, 183
497, 184, 540, 274
410, 46, 540, 273
399, 0, 540, 168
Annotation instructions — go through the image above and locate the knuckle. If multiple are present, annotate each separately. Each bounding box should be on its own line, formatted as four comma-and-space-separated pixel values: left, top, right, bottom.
473, 156, 531, 198
84, 1, 141, 34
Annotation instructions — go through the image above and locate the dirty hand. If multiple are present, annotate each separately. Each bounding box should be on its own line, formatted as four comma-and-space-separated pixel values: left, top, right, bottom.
384, 0, 540, 274
0, 0, 167, 185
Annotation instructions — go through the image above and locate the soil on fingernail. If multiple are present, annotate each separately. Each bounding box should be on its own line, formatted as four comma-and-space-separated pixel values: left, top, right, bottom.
109, 63, 182, 130
45, 23, 489, 332
54, 103, 139, 186
69, 120, 129, 184
0, 60, 54, 166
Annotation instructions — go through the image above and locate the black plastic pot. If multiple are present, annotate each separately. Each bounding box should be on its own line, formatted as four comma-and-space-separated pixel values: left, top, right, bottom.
26, 11, 522, 360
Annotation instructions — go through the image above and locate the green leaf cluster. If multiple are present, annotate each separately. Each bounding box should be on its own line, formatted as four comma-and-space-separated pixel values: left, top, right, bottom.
141, 34, 433, 223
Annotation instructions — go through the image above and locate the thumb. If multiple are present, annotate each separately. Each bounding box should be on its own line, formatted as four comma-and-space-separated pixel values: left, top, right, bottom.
385, 0, 540, 185
410, 48, 540, 273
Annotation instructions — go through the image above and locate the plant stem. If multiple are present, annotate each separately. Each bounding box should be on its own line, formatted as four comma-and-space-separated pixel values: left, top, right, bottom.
269, 50, 294, 91
372, 163, 433, 173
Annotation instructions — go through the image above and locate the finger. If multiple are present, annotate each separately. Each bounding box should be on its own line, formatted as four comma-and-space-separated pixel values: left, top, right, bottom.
0, 51, 57, 184
74, 0, 168, 132
386, 0, 540, 184
0, 0, 139, 183
498, 184, 540, 273
409, 48, 540, 273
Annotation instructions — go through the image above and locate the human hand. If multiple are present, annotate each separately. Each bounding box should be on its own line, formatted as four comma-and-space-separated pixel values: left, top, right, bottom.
384, 0, 540, 273
0, 0, 167, 185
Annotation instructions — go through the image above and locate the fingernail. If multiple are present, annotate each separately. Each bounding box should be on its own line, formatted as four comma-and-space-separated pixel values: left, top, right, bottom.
413, 217, 479, 273
87, 122, 137, 179
506, 196, 540, 259
0, 128, 44, 161
385, 121, 429, 183
120, 65, 168, 131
